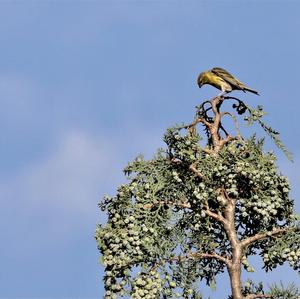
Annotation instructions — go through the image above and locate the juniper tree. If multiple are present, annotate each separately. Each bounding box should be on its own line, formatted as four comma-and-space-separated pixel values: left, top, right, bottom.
96, 95, 300, 299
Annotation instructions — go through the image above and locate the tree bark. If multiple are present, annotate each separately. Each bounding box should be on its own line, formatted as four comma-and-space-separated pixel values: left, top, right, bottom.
223, 197, 244, 299
228, 257, 243, 299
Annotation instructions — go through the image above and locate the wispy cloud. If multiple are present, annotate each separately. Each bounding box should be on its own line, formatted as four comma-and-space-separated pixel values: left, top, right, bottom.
0, 130, 125, 248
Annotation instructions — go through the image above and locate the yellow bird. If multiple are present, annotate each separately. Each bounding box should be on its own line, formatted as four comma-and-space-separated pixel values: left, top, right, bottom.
197, 67, 259, 95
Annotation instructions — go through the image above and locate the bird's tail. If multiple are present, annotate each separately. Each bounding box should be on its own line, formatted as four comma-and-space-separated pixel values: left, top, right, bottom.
244, 87, 260, 95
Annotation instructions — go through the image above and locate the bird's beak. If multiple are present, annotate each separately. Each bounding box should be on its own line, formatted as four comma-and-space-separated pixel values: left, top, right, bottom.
198, 82, 203, 88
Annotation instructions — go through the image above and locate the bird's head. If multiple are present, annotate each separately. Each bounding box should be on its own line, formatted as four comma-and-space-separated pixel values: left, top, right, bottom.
197, 71, 208, 88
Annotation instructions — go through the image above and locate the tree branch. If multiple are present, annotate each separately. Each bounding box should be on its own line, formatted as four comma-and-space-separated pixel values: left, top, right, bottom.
241, 227, 296, 249
221, 111, 242, 139
171, 251, 231, 266
189, 163, 204, 179
185, 117, 212, 130
171, 159, 207, 179
218, 134, 235, 148
185, 95, 243, 155
143, 200, 191, 210
245, 294, 272, 299
204, 203, 227, 224
190, 252, 231, 266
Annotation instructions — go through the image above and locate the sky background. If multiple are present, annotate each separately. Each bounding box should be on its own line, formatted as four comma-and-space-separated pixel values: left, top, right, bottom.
0, 1, 299, 298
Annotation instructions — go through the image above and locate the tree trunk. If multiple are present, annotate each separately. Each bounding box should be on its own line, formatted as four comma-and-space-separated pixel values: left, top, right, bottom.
228, 263, 244, 299
223, 201, 244, 299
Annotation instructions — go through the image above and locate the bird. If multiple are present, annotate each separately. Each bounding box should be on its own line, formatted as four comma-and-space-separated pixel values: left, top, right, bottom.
197, 67, 259, 96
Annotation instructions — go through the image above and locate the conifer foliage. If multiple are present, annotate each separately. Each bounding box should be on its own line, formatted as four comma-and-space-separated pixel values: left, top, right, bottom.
96, 95, 300, 299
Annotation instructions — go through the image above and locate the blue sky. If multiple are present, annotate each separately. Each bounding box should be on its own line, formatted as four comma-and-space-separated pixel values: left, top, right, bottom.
0, 1, 299, 298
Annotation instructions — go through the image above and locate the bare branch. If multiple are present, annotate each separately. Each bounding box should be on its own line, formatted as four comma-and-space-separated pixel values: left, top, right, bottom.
220, 111, 232, 117
221, 111, 242, 139
185, 117, 212, 130
210, 95, 224, 116
223, 95, 245, 105
186, 95, 242, 155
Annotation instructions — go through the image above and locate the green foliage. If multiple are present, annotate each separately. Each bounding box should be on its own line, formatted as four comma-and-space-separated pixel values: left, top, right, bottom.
227, 281, 300, 299
268, 282, 300, 299
242, 280, 264, 297
262, 230, 300, 271
96, 121, 299, 298
243, 104, 293, 161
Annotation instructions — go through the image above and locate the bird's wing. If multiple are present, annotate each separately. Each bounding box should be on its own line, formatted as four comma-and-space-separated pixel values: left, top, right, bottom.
211, 67, 244, 88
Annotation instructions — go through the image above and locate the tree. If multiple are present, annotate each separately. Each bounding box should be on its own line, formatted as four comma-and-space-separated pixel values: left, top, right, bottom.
95, 94, 300, 299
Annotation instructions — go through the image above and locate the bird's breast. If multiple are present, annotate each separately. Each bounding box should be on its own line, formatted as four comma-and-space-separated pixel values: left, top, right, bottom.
206, 73, 232, 92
